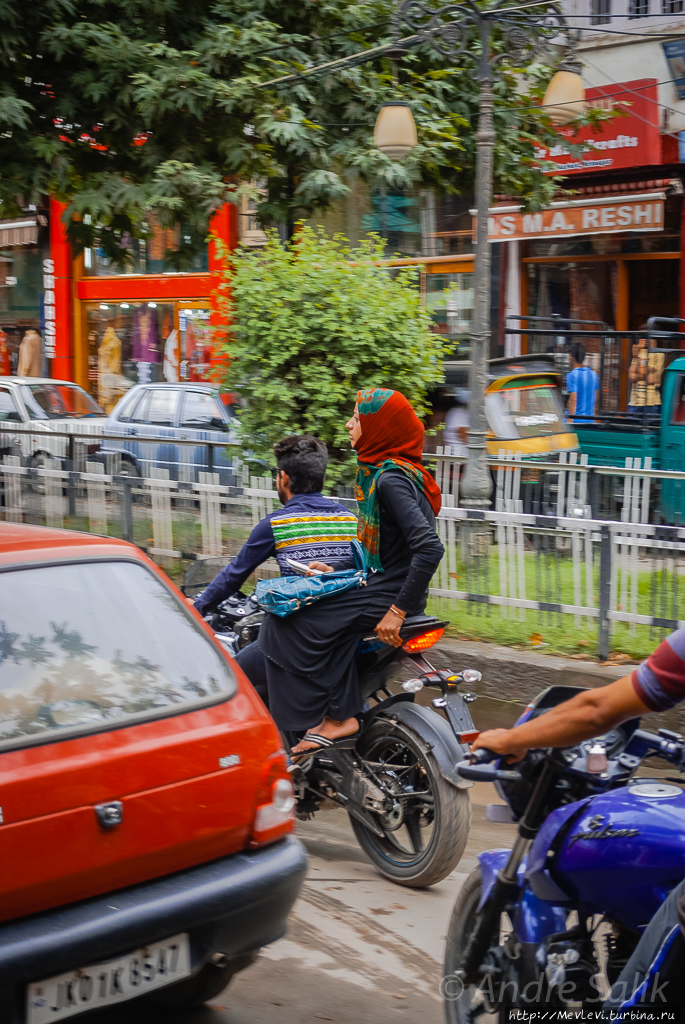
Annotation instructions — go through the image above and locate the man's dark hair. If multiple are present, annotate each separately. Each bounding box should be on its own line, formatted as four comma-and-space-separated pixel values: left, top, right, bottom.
274, 435, 327, 494
569, 342, 586, 365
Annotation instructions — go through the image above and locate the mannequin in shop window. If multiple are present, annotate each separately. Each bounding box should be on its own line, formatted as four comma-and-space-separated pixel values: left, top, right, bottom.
98, 325, 132, 413
17, 329, 42, 378
628, 329, 664, 423
131, 305, 160, 382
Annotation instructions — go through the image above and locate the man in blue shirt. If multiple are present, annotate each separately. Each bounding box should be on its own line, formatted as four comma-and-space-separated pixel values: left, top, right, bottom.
194, 435, 357, 617
566, 342, 599, 421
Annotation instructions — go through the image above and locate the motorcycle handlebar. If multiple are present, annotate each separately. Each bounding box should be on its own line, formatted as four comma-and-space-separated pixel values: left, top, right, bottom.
468, 747, 499, 765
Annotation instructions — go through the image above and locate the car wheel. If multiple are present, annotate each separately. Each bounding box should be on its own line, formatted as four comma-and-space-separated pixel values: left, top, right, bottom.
146, 950, 258, 1009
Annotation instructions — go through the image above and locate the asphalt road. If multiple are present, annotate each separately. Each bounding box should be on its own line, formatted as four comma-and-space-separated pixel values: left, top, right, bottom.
93, 779, 515, 1024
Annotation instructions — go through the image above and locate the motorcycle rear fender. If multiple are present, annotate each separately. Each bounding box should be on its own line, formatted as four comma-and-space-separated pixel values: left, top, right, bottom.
381, 701, 474, 791
477, 851, 568, 942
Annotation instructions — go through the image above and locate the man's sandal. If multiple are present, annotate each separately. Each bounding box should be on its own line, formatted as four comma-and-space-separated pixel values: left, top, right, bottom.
291, 728, 360, 764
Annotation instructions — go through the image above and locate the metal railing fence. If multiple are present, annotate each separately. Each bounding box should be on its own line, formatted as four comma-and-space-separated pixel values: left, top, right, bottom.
2, 448, 684, 659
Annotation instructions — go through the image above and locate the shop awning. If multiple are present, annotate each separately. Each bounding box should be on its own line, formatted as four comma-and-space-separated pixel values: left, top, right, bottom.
0, 219, 38, 247
471, 192, 666, 243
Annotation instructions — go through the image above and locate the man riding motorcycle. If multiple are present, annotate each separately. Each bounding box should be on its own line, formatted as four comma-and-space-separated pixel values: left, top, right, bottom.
473, 627, 685, 1008
193, 434, 357, 619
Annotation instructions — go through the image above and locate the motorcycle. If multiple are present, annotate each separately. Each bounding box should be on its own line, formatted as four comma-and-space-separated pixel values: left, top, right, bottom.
182, 559, 478, 888
444, 683, 685, 1019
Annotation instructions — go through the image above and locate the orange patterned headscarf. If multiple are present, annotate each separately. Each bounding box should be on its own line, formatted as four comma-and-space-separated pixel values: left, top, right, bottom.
354, 389, 441, 570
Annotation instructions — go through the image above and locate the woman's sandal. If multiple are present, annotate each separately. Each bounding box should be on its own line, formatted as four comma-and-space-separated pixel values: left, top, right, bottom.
290, 728, 360, 764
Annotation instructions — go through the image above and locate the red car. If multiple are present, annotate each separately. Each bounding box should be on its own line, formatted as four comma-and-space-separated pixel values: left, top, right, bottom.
0, 523, 306, 1024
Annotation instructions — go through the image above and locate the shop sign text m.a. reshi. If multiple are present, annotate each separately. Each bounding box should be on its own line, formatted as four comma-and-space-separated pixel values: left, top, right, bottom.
484, 193, 665, 244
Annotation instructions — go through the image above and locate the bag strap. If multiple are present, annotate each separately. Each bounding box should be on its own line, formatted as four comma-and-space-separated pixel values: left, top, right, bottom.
350, 538, 367, 572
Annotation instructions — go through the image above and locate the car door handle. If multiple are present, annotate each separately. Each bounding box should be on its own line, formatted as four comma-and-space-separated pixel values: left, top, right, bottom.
127, 428, 138, 436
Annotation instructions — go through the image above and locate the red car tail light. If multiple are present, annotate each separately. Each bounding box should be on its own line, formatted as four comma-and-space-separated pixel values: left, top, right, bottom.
250, 753, 295, 848
402, 628, 445, 653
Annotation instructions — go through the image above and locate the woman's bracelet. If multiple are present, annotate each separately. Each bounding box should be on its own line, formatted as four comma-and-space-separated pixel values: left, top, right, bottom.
389, 605, 406, 620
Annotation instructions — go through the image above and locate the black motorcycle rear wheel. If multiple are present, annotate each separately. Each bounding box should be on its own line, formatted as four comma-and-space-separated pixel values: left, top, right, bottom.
349, 717, 470, 888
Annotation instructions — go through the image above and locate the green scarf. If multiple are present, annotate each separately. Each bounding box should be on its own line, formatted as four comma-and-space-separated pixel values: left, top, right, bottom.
355, 458, 431, 572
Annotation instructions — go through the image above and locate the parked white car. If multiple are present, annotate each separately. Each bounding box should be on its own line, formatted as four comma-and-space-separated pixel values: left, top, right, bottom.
0, 377, 106, 468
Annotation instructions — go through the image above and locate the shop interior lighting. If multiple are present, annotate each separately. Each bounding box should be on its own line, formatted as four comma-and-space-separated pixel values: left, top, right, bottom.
99, 303, 108, 310
120, 303, 129, 309
148, 302, 157, 308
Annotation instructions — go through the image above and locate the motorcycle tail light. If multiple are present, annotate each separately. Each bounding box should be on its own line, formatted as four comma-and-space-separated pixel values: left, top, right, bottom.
250, 753, 295, 848
402, 628, 445, 653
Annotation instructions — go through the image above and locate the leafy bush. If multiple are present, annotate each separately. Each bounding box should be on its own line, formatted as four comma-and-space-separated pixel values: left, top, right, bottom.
217, 225, 446, 484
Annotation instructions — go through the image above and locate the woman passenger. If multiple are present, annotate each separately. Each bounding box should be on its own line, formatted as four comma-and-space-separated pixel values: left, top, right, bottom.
236, 388, 445, 757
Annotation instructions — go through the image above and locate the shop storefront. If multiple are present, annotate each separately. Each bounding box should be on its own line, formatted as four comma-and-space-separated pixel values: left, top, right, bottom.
495, 78, 685, 404
75, 203, 236, 403
1, 200, 238, 398
0, 210, 51, 377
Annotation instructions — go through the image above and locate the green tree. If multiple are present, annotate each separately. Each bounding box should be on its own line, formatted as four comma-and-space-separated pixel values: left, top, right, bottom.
218, 225, 445, 483
0, 0, 598, 263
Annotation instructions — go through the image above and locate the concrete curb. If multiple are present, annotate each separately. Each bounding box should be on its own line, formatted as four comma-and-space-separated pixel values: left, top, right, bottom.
432, 638, 628, 701
424, 638, 684, 733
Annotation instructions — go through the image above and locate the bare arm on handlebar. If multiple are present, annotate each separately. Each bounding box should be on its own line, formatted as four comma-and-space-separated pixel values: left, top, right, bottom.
473, 675, 651, 762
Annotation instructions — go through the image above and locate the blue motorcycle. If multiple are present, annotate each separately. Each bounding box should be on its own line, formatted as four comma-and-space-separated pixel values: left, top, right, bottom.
444, 684, 685, 1020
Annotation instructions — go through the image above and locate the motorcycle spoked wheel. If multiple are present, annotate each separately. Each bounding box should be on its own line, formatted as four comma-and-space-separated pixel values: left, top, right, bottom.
348, 717, 470, 888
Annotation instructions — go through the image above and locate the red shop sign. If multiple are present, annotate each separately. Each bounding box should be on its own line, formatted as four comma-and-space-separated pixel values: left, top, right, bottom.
535, 78, 661, 175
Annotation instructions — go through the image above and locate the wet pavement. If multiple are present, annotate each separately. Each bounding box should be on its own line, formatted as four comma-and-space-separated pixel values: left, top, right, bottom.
89, 780, 515, 1024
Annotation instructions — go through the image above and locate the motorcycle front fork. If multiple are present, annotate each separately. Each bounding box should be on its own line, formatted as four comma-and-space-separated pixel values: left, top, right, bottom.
462, 759, 559, 985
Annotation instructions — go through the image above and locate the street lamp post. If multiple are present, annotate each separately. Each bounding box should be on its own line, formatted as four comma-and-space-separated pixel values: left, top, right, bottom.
259, 3, 585, 508
375, 0, 585, 508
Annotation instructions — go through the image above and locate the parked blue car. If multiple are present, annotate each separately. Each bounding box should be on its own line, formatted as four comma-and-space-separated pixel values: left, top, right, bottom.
101, 383, 239, 484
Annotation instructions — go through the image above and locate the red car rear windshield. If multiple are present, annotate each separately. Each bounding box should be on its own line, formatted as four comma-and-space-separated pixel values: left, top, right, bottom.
0, 560, 236, 750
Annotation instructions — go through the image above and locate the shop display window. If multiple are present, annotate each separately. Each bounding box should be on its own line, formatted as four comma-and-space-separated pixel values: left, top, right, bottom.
86, 301, 176, 413
179, 305, 214, 382
526, 261, 617, 332
0, 219, 50, 377
425, 272, 474, 358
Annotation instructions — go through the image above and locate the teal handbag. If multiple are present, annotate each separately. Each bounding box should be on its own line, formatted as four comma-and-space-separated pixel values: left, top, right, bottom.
255, 539, 367, 617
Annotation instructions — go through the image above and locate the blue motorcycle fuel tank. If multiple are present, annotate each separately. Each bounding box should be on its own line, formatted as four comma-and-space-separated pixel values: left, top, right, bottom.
527, 782, 685, 931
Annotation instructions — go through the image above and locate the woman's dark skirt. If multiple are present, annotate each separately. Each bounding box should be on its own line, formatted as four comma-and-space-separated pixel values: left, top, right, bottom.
236, 571, 408, 732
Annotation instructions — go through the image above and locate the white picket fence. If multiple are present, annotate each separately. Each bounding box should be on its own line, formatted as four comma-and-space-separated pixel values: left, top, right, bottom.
3, 451, 685, 655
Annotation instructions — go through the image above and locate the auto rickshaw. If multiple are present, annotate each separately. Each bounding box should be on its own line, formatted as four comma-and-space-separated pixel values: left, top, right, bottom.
439, 354, 579, 459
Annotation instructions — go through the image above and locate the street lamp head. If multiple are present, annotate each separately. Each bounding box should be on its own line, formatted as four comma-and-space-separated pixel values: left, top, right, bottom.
542, 62, 586, 126
373, 102, 418, 160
